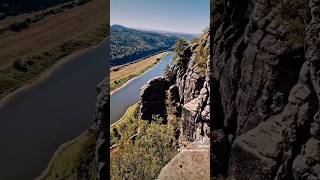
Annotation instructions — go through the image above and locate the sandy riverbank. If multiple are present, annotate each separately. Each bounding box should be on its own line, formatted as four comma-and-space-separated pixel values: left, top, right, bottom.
110, 51, 171, 95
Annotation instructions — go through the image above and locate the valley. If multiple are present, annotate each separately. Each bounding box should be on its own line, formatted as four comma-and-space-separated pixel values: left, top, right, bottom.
110, 51, 170, 93
109, 28, 210, 179
110, 25, 177, 66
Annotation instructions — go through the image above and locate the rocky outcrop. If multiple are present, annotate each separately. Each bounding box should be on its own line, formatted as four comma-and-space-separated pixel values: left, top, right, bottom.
157, 138, 210, 180
211, 0, 320, 179
94, 78, 108, 180
140, 32, 211, 145
165, 32, 211, 144
157, 32, 211, 179
228, 115, 283, 179
140, 77, 168, 122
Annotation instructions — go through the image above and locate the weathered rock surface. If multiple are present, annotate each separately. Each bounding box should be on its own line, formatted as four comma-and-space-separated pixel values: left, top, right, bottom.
165, 32, 211, 143
157, 138, 210, 180
211, 0, 320, 179
140, 76, 168, 122
155, 31, 211, 178
228, 116, 283, 180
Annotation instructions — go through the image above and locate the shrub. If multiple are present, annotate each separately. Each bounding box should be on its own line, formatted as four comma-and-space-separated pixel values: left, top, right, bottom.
152, 114, 164, 124
111, 122, 177, 179
191, 37, 200, 44
9, 21, 29, 32
173, 38, 189, 56
195, 41, 209, 76
110, 104, 178, 179
13, 59, 28, 72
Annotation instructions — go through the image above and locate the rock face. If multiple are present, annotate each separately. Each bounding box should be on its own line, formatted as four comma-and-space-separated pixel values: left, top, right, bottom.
160, 32, 211, 177
140, 77, 168, 122
140, 32, 211, 144
94, 78, 108, 180
165, 32, 211, 143
211, 0, 320, 179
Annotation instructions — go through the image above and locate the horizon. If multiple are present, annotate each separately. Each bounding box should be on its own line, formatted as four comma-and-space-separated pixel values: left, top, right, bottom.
111, 0, 209, 34
110, 24, 202, 35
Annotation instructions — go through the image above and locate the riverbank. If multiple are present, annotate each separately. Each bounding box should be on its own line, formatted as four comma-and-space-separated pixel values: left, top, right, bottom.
110, 51, 171, 94
0, 29, 107, 179
37, 128, 97, 179
0, 38, 107, 108
0, 0, 108, 101
110, 54, 174, 124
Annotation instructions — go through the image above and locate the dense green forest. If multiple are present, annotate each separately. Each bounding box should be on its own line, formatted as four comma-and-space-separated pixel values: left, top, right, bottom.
110, 25, 178, 66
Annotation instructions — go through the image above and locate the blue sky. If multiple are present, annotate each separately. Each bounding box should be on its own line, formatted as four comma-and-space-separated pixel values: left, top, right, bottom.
111, 0, 210, 34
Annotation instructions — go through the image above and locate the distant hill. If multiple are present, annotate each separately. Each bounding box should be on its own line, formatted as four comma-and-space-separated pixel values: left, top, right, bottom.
160, 32, 199, 42
142, 29, 200, 42
110, 25, 178, 66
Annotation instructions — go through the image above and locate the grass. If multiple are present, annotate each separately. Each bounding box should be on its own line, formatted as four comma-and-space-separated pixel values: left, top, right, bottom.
110, 103, 141, 145
110, 52, 170, 92
110, 103, 178, 179
39, 129, 97, 180
0, 22, 107, 99
110, 74, 137, 92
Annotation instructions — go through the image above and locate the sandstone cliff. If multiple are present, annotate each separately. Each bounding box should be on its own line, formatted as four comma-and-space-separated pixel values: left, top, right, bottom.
139, 31, 211, 178
211, 0, 320, 179
140, 31, 211, 144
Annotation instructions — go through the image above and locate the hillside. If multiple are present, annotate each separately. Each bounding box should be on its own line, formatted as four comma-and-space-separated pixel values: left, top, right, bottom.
110, 25, 177, 66
136, 28, 200, 42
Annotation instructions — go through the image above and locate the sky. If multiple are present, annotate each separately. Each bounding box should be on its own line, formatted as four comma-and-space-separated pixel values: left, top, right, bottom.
111, 0, 210, 34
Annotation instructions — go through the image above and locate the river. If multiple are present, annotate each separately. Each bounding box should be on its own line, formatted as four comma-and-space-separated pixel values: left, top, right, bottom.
110, 53, 174, 124
0, 40, 108, 179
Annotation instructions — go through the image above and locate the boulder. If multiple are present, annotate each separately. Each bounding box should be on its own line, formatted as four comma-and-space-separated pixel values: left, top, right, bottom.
140, 77, 168, 122
228, 116, 283, 180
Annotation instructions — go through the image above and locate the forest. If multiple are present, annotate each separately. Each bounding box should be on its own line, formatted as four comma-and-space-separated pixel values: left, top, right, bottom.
110, 24, 178, 66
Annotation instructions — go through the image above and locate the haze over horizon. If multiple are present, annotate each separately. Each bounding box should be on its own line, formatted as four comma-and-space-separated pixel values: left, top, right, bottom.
111, 0, 209, 34
110, 24, 201, 35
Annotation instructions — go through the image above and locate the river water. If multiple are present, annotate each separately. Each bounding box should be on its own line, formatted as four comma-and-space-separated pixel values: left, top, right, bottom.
110, 53, 174, 124
0, 40, 108, 179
